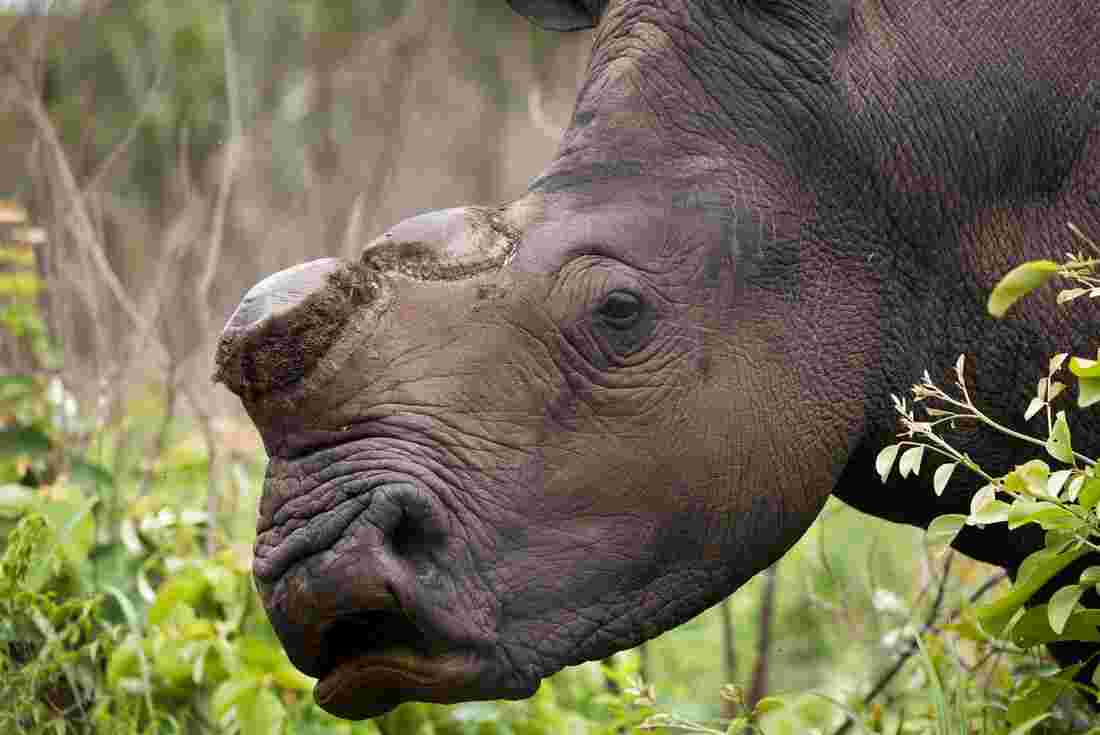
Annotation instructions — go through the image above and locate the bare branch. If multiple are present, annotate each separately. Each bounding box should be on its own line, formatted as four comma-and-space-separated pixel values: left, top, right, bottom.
195, 4, 241, 332
748, 563, 778, 707
14, 71, 156, 340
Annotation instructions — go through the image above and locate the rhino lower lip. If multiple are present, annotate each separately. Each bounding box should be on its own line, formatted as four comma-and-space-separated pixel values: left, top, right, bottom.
312, 609, 472, 719
314, 646, 480, 720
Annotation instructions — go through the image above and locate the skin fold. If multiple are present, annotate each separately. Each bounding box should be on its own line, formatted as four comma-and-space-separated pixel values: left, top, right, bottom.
214, 0, 1100, 719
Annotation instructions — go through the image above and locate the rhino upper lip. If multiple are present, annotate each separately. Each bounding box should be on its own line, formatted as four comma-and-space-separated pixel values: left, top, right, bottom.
319, 609, 431, 674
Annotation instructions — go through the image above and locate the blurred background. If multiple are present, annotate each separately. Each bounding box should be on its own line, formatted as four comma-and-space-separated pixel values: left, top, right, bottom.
0, 2, 1009, 734
0, 0, 589, 397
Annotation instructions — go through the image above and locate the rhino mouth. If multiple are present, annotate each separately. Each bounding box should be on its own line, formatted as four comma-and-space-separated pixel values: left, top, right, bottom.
256, 477, 505, 718
314, 610, 482, 719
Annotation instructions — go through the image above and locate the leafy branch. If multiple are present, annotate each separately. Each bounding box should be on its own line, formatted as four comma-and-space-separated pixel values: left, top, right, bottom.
874, 226, 1100, 730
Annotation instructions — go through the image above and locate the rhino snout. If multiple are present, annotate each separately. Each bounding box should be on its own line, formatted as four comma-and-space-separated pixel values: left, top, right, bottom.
255, 482, 446, 688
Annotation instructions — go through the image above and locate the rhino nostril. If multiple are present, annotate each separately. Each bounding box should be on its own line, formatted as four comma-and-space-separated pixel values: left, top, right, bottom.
391, 511, 437, 558
370, 482, 445, 559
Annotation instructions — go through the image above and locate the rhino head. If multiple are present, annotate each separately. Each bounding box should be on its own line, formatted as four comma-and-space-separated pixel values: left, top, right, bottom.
215, 0, 1100, 719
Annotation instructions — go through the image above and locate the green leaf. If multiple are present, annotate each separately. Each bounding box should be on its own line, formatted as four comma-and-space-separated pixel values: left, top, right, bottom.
1079, 377, 1100, 408
1069, 356, 1100, 378
898, 445, 924, 478
272, 663, 315, 693
987, 260, 1059, 317
200, 561, 240, 612
1048, 584, 1083, 634
977, 547, 1089, 631
238, 636, 288, 673
1007, 678, 1063, 728
102, 584, 142, 632
0, 483, 37, 518
875, 444, 899, 483
933, 463, 957, 496
0, 426, 51, 458
1014, 459, 1052, 496
1001, 606, 1100, 647
1047, 469, 1073, 499
1067, 474, 1086, 502
968, 499, 1010, 526
69, 458, 116, 492
1092, 659, 1100, 690
1080, 477, 1100, 509
1007, 714, 1051, 735
106, 635, 146, 691
237, 688, 286, 735
725, 717, 749, 735
213, 678, 259, 725
751, 696, 785, 717
926, 514, 967, 546
1000, 605, 1029, 640
45, 492, 98, 569
1007, 500, 1073, 530
1081, 566, 1100, 588
149, 569, 208, 626
1046, 411, 1074, 464
0, 375, 35, 397
1024, 396, 1045, 421
1018, 547, 1056, 585
0, 272, 41, 298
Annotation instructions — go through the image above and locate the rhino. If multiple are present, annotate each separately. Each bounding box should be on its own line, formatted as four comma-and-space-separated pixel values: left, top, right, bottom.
214, 0, 1100, 720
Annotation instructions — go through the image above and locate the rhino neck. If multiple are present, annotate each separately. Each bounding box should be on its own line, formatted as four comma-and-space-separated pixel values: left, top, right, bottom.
834, 127, 1100, 572
795, 2, 1100, 564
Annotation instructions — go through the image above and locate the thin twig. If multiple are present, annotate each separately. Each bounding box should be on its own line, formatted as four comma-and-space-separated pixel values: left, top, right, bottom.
195, 4, 240, 332
719, 597, 739, 719
748, 563, 778, 707
139, 367, 178, 497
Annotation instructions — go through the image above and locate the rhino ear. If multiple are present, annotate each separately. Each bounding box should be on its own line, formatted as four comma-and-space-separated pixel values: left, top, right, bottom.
506, 0, 607, 31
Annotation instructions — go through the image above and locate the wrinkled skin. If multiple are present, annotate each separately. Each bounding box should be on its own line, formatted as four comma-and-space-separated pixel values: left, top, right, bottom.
215, 0, 1100, 719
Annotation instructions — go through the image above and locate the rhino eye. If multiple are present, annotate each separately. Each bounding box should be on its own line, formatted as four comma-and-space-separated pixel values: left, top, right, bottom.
596, 290, 643, 330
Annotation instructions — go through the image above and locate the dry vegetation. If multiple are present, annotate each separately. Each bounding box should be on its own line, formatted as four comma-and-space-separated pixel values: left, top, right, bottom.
0, 0, 589, 418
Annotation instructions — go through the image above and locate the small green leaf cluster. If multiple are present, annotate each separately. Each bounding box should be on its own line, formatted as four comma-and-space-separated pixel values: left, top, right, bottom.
0, 513, 141, 735
0, 204, 57, 370
0, 360, 319, 734
632, 683, 785, 734
876, 227, 1100, 733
